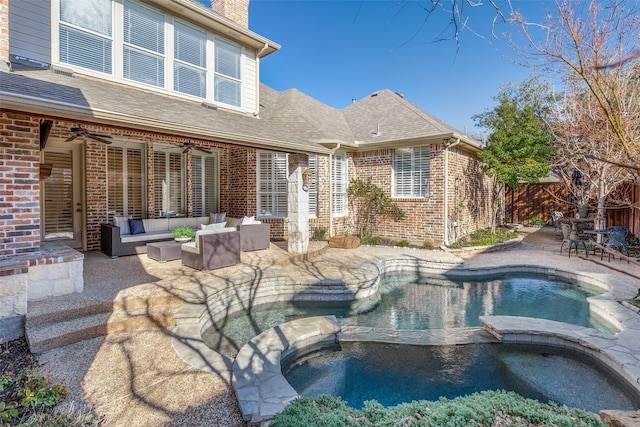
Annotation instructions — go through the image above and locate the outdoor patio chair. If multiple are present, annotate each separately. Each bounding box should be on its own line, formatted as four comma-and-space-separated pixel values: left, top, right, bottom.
550, 211, 564, 238
560, 222, 588, 258
601, 226, 630, 262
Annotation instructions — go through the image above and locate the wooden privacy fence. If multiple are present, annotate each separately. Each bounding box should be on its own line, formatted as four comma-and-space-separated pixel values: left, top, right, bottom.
505, 182, 640, 238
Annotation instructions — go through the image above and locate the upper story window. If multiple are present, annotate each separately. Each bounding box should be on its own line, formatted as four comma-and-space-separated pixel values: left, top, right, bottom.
123, 0, 165, 87
59, 0, 113, 74
214, 38, 242, 107
393, 146, 430, 198
174, 19, 207, 98
56, 0, 244, 108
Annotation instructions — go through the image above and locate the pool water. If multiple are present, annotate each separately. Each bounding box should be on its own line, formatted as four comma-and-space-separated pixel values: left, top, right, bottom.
282, 341, 640, 412
202, 273, 605, 358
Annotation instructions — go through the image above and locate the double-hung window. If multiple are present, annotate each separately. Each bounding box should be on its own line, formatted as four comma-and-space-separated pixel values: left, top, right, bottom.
123, 0, 165, 87
191, 153, 218, 217
393, 146, 430, 198
59, 0, 113, 74
107, 142, 145, 221
214, 37, 242, 107
308, 154, 318, 218
257, 152, 288, 218
174, 18, 207, 98
332, 151, 348, 217
153, 148, 184, 216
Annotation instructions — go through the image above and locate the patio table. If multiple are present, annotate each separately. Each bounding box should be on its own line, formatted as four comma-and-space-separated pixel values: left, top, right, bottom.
147, 240, 185, 262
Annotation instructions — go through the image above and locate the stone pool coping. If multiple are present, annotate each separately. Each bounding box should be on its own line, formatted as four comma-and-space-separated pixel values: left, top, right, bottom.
231, 316, 640, 425
171, 255, 640, 425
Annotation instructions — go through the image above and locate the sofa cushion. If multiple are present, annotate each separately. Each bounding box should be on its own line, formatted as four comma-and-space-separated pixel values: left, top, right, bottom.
238, 216, 255, 225
128, 218, 146, 235
195, 227, 235, 248
114, 216, 132, 235
209, 212, 226, 224
201, 222, 226, 231
225, 217, 240, 228
121, 231, 173, 243
168, 216, 209, 231
181, 241, 199, 254
143, 218, 170, 233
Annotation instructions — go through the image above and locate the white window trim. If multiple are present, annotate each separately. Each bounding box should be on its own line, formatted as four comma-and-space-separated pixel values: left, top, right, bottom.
332, 150, 348, 218
153, 145, 186, 217
257, 151, 288, 219
392, 146, 431, 199
191, 151, 220, 217
308, 154, 318, 219
106, 140, 147, 221
51, 0, 246, 111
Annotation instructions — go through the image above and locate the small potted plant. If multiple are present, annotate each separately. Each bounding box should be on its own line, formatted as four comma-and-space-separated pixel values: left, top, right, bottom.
172, 225, 195, 242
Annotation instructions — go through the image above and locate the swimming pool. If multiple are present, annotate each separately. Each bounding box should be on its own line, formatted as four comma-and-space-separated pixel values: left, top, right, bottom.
202, 273, 606, 358
281, 341, 640, 413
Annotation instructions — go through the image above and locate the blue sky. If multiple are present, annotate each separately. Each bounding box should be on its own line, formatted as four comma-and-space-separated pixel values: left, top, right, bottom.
205, 1, 552, 136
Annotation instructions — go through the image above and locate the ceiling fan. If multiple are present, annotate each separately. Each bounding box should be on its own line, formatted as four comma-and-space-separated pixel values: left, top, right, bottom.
181, 141, 212, 154
65, 127, 113, 145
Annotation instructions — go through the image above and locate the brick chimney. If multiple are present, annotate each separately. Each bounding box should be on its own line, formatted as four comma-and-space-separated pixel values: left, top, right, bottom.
210, 0, 249, 28
0, 0, 9, 70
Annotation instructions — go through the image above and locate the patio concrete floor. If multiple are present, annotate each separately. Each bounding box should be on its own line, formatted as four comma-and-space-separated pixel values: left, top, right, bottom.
32, 226, 640, 426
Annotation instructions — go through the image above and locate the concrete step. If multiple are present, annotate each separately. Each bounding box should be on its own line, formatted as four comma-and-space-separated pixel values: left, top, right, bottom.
26, 301, 177, 354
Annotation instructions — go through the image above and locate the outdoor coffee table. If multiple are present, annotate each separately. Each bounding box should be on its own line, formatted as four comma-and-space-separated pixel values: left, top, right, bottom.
146, 240, 186, 262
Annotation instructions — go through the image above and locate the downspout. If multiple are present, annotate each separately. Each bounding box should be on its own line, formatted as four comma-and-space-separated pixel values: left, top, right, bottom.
443, 138, 461, 245
328, 143, 341, 237
254, 43, 269, 117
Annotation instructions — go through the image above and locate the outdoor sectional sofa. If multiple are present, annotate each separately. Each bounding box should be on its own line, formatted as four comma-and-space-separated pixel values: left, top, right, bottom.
100, 216, 271, 258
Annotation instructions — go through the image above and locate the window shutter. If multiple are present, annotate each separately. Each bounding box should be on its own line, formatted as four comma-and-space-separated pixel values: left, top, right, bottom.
394, 146, 430, 197
308, 154, 318, 217
214, 37, 241, 106
42, 151, 74, 239
257, 152, 288, 218
332, 151, 348, 217
108, 144, 144, 221
191, 154, 218, 216
168, 152, 183, 213
123, 0, 165, 87
174, 19, 206, 98
59, 0, 112, 73
153, 151, 166, 216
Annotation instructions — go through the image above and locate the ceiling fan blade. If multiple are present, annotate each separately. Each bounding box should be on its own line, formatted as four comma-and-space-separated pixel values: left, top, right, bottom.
193, 147, 212, 154
88, 135, 113, 145
65, 135, 78, 142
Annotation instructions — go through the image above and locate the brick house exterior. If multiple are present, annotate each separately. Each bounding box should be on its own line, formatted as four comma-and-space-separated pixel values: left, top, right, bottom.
0, 0, 492, 338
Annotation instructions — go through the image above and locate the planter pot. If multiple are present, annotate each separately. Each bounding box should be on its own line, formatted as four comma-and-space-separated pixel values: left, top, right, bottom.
174, 237, 192, 243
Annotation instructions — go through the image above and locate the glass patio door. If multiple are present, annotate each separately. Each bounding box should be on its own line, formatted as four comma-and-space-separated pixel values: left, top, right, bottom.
41, 145, 84, 249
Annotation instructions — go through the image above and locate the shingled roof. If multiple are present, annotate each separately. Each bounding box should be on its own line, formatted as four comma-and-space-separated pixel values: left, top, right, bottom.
0, 67, 481, 153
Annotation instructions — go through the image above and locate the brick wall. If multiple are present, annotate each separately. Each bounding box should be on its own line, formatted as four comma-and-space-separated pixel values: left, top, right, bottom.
333, 144, 492, 246
0, 110, 40, 258
210, 0, 249, 27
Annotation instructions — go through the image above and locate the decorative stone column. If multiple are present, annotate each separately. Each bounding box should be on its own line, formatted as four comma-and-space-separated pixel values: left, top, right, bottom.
287, 154, 309, 254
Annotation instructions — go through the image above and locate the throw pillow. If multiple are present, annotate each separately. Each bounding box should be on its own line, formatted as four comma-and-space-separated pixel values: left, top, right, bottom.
239, 216, 255, 225
113, 216, 132, 235
201, 222, 226, 230
209, 212, 227, 224
128, 218, 146, 235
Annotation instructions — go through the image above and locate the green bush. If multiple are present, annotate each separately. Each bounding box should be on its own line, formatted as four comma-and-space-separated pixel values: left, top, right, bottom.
361, 236, 381, 246
397, 240, 410, 247
447, 228, 518, 249
312, 227, 327, 241
271, 391, 605, 427
527, 215, 547, 226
